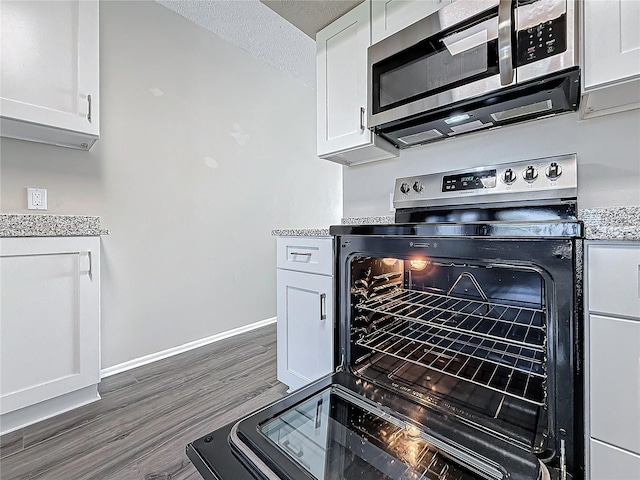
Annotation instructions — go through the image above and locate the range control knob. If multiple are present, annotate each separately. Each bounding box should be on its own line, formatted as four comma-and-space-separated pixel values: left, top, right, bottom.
502, 168, 517, 185
412, 181, 424, 193
546, 162, 562, 180
400, 182, 411, 194
523, 165, 538, 183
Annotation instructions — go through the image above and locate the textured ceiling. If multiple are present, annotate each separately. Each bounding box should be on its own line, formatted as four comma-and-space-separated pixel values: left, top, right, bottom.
260, 0, 365, 38
156, 0, 317, 88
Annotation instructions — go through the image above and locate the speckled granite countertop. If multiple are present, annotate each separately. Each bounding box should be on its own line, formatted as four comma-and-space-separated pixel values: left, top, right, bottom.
579, 206, 640, 241
340, 216, 395, 225
0, 214, 110, 237
271, 216, 395, 237
272, 208, 639, 241
270, 228, 331, 237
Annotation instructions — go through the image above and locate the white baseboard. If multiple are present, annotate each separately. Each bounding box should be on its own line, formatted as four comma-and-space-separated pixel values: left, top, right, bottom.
100, 317, 277, 379
0, 386, 100, 436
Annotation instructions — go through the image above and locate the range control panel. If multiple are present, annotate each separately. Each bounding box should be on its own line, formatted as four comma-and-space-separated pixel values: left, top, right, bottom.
394, 154, 577, 209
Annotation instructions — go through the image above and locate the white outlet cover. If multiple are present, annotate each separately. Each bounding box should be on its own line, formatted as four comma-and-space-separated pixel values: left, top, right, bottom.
27, 188, 47, 210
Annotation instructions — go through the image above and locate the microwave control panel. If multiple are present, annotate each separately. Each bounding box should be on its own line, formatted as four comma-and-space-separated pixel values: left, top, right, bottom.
517, 14, 567, 66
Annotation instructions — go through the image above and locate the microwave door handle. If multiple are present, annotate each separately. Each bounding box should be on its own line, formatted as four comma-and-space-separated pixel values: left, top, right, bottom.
498, 0, 514, 85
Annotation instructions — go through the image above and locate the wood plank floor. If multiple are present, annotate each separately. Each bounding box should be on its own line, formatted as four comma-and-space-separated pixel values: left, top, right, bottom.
0, 324, 287, 480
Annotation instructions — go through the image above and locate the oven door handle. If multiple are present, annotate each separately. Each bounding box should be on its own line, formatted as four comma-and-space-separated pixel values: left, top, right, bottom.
498, 0, 514, 85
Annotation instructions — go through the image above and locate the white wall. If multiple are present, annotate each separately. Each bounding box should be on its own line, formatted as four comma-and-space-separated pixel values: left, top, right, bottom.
0, 0, 342, 369
343, 109, 640, 217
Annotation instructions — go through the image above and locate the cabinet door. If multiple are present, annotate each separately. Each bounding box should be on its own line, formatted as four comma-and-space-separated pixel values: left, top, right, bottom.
316, 2, 398, 165
591, 439, 640, 480
0, 0, 99, 148
371, 0, 451, 44
588, 243, 640, 319
583, 0, 640, 89
0, 237, 100, 415
277, 270, 333, 391
316, 2, 372, 157
589, 314, 640, 455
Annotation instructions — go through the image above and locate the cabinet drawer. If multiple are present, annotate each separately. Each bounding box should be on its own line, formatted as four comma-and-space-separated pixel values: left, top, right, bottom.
588, 244, 640, 319
590, 439, 640, 480
277, 237, 333, 275
589, 314, 640, 454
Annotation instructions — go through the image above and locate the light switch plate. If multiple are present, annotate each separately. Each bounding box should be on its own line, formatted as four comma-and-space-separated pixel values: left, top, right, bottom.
27, 188, 47, 210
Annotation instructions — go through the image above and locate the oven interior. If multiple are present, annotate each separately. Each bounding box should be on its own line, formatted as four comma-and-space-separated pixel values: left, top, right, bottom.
348, 255, 549, 450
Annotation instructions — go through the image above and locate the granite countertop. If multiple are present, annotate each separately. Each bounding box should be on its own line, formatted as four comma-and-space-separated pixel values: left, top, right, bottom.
271, 208, 640, 241
270, 228, 331, 237
579, 206, 640, 241
270, 216, 395, 237
0, 214, 110, 237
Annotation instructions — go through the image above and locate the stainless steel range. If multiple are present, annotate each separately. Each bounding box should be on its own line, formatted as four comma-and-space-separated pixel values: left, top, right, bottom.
187, 153, 584, 480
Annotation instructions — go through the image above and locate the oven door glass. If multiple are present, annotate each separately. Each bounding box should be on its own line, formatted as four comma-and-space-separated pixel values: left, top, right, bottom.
258, 386, 497, 480
371, 8, 500, 115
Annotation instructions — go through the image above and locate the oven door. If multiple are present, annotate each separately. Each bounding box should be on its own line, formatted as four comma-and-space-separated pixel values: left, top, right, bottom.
188, 372, 547, 480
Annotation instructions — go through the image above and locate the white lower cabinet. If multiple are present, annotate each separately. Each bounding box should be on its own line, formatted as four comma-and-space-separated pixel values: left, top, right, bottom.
586, 241, 640, 479
590, 439, 640, 480
276, 237, 334, 391
0, 237, 101, 434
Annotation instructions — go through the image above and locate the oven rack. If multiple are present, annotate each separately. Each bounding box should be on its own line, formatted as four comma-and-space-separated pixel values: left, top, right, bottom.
356, 317, 546, 405
378, 429, 472, 480
357, 288, 546, 351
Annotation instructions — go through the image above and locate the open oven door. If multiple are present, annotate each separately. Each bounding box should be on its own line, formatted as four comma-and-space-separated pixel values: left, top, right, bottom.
187, 371, 549, 480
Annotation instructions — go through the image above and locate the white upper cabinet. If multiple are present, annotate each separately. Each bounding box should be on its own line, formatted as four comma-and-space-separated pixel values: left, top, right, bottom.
371, 0, 451, 44
581, 0, 640, 118
316, 1, 398, 166
0, 0, 100, 150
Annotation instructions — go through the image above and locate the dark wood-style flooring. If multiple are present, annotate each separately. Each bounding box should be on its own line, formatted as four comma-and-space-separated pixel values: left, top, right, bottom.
0, 324, 287, 479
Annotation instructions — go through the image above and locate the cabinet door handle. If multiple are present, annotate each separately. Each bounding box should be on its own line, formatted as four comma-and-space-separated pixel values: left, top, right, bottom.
80, 251, 93, 280
360, 107, 366, 131
320, 293, 327, 320
87, 94, 93, 123
88, 251, 93, 280
290, 252, 312, 256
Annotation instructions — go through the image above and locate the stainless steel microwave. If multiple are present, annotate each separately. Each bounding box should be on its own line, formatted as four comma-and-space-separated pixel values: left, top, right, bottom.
368, 0, 579, 148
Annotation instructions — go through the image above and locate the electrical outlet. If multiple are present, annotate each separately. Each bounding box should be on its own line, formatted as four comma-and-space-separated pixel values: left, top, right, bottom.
27, 188, 47, 210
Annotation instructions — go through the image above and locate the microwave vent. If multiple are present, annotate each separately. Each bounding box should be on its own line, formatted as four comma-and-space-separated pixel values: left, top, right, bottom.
491, 100, 553, 122
448, 119, 493, 135
398, 129, 443, 145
